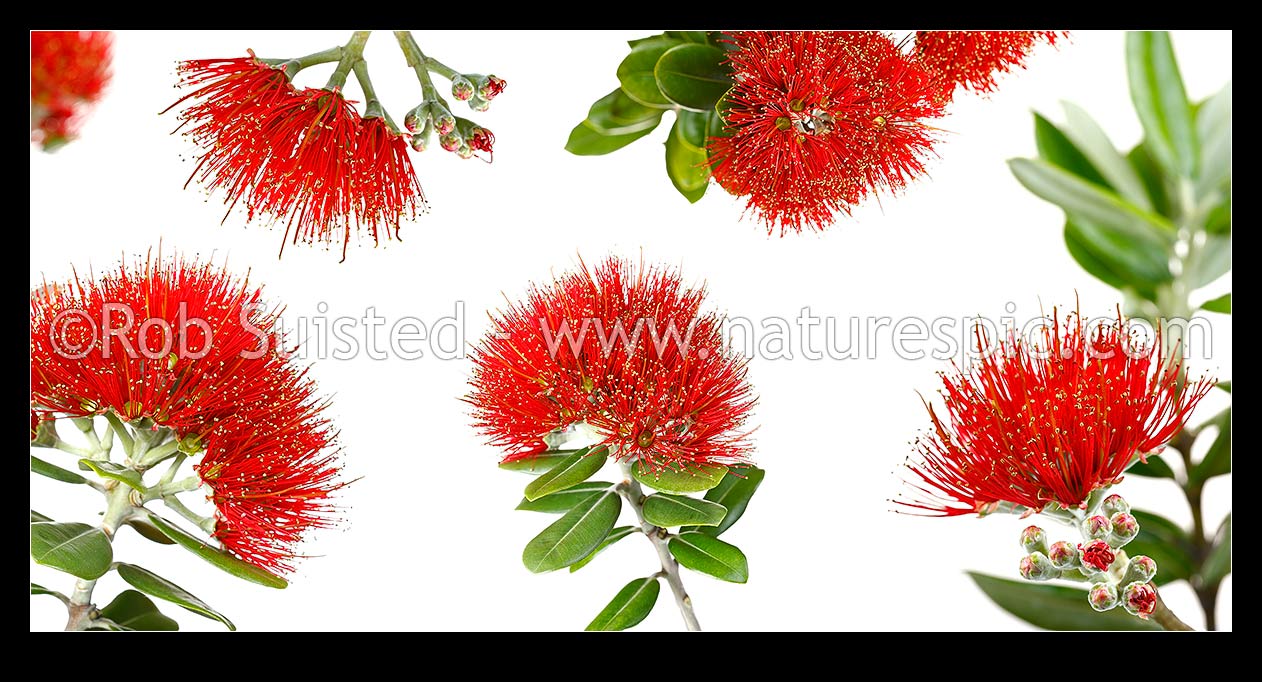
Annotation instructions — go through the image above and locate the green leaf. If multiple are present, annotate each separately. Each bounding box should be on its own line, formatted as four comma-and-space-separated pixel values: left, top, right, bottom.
1126, 31, 1198, 179
79, 459, 146, 491
689, 466, 764, 536
1200, 293, 1231, 314
1202, 514, 1231, 585
1063, 218, 1170, 298
1187, 234, 1231, 288
516, 481, 613, 513
125, 517, 178, 545
523, 446, 608, 502
617, 38, 681, 108
570, 526, 638, 572
1218, 380, 1231, 394
30, 522, 112, 580
654, 43, 732, 112
498, 450, 581, 475
1125, 452, 1175, 479
1195, 82, 1231, 200
98, 590, 179, 631
144, 513, 287, 589
116, 563, 235, 631
30, 455, 87, 485
30, 583, 66, 600
1010, 158, 1176, 241
1205, 191, 1231, 235
1192, 408, 1231, 484
643, 493, 727, 528
665, 30, 710, 44
1128, 509, 1195, 584
565, 120, 659, 156
632, 460, 727, 494
665, 117, 710, 203
1033, 112, 1110, 189
522, 490, 621, 573
583, 88, 668, 136
1060, 101, 1153, 211
586, 576, 661, 631
669, 531, 748, 583
1126, 143, 1173, 217
675, 110, 709, 149
627, 34, 665, 49
969, 572, 1160, 630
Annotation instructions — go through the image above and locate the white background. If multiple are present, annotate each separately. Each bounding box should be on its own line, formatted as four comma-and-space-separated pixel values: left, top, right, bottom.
30, 30, 1231, 631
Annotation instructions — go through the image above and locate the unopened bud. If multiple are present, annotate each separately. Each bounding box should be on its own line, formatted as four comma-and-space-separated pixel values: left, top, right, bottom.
1020, 525, 1049, 555
1048, 540, 1079, 569
468, 95, 491, 113
1079, 540, 1116, 573
404, 103, 429, 133
439, 130, 463, 152
1122, 555, 1158, 585
1109, 512, 1139, 547
410, 118, 433, 152
1084, 515, 1111, 540
432, 103, 456, 136
1121, 581, 1156, 619
451, 75, 474, 101
73, 416, 95, 433
178, 432, 203, 454
1101, 493, 1129, 517
1019, 552, 1060, 581
456, 144, 474, 160
1088, 582, 1119, 612
477, 74, 506, 100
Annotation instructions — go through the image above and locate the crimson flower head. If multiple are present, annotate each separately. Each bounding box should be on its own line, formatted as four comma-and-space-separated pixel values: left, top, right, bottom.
898, 308, 1213, 517
708, 31, 945, 235
478, 75, 507, 100
916, 31, 1065, 102
1079, 540, 1116, 572
467, 256, 756, 474
30, 31, 112, 150
167, 53, 424, 259
467, 125, 495, 162
30, 254, 344, 574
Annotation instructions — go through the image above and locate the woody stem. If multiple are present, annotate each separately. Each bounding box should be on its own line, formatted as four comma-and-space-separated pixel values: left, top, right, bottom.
617, 461, 701, 631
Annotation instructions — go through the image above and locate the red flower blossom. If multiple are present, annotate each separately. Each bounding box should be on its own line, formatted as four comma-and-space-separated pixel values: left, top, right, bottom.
916, 31, 1064, 102
478, 75, 507, 100
468, 256, 756, 473
467, 125, 495, 162
708, 31, 945, 235
898, 308, 1213, 517
167, 54, 425, 259
1079, 540, 1116, 572
1123, 581, 1157, 618
30, 255, 343, 573
30, 31, 112, 150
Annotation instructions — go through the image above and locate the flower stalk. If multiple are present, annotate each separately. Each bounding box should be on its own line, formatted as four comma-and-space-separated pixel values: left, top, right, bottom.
618, 461, 701, 631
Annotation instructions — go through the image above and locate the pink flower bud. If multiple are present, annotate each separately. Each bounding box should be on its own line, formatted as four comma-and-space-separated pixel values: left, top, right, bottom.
1109, 512, 1139, 547
468, 95, 491, 113
1123, 555, 1158, 584
1020, 525, 1048, 554
1101, 493, 1129, 517
1048, 540, 1079, 569
439, 130, 462, 152
1122, 581, 1156, 619
1078, 540, 1116, 573
1019, 552, 1060, 581
451, 76, 474, 101
1084, 515, 1111, 540
478, 74, 506, 100
1088, 582, 1118, 612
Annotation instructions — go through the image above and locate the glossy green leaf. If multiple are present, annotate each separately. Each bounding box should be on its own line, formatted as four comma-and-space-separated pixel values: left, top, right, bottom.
1126, 143, 1172, 217
1195, 82, 1231, 200
1033, 112, 1110, 189
627, 34, 665, 49
30, 510, 53, 523
98, 590, 179, 631
1126, 31, 1198, 179
1125, 452, 1175, 479
1128, 509, 1194, 584
1217, 380, 1231, 394
516, 482, 613, 513
1063, 218, 1170, 298
669, 532, 748, 583
570, 526, 638, 572
632, 460, 727, 494
30, 522, 112, 580
30, 455, 87, 485
144, 513, 287, 589
1192, 408, 1231, 484
665, 117, 710, 203
523, 446, 608, 502
665, 31, 710, 44
617, 38, 681, 108
117, 563, 235, 631
676, 110, 708, 149
1202, 514, 1231, 585
969, 572, 1159, 630
689, 466, 764, 536
643, 493, 726, 528
586, 576, 661, 631
565, 120, 658, 156
522, 490, 621, 573
1060, 101, 1153, 210
1205, 191, 1231, 235
583, 89, 668, 136
498, 450, 581, 475
79, 459, 146, 491
30, 583, 66, 600
1187, 234, 1231, 288
1201, 293, 1231, 314
125, 517, 177, 545
1010, 158, 1176, 241
655, 43, 732, 112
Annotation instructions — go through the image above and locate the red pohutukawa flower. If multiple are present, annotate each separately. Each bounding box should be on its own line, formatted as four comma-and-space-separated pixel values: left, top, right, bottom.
30, 30, 112, 150
167, 53, 424, 259
708, 30, 945, 234
898, 308, 1213, 517
468, 256, 756, 473
30, 255, 344, 573
916, 31, 1065, 102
